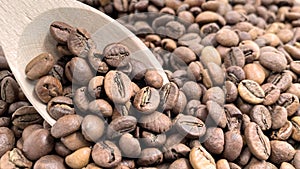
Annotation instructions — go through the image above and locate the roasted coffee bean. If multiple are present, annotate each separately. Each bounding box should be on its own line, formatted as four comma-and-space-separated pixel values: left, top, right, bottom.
267, 72, 292, 92
172, 46, 196, 64
34, 75, 63, 103
0, 127, 15, 157
65, 57, 94, 85
88, 99, 113, 117
119, 133, 141, 158
87, 76, 104, 98
163, 143, 190, 161
291, 116, 300, 141
49, 64, 68, 84
22, 128, 54, 161
144, 69, 163, 89
175, 115, 206, 139
165, 21, 186, 39
216, 29, 239, 47
65, 147, 91, 168
34, 155, 66, 169
261, 83, 281, 106
172, 91, 187, 115
55, 141, 72, 157
206, 100, 227, 128
238, 40, 260, 63
250, 105, 272, 131
259, 51, 287, 72
104, 71, 132, 104
178, 33, 201, 46
159, 82, 179, 111
189, 146, 216, 169
133, 86, 160, 114
81, 115, 105, 142
216, 159, 230, 169
141, 131, 166, 148
224, 47, 245, 68
236, 147, 251, 166
1, 76, 19, 103
47, 96, 74, 120
203, 127, 224, 155
103, 43, 130, 67
238, 80, 265, 104
224, 104, 242, 132
25, 53, 55, 80
137, 148, 163, 166
51, 114, 83, 138
271, 121, 293, 140
277, 93, 299, 116
243, 63, 266, 85
67, 28, 95, 58
269, 140, 296, 164
140, 111, 172, 133
50, 21, 75, 44
202, 87, 225, 105
223, 131, 243, 161
92, 141, 122, 168
12, 106, 43, 129
0, 148, 32, 169
74, 86, 90, 112
226, 66, 245, 85
245, 122, 271, 160
292, 150, 300, 169
169, 158, 192, 169
181, 81, 202, 100
61, 132, 91, 151
106, 115, 137, 139
270, 105, 288, 130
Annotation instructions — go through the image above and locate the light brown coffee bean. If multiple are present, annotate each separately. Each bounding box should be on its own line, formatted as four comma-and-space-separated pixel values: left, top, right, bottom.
216, 29, 239, 47
238, 80, 265, 104
189, 146, 216, 169
65, 147, 91, 168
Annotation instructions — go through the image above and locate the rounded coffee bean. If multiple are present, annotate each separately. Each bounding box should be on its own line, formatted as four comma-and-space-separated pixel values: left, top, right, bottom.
133, 86, 160, 114
236, 147, 251, 166
250, 105, 272, 131
67, 28, 95, 58
88, 51, 109, 74
224, 47, 245, 68
144, 69, 163, 88
88, 99, 113, 117
206, 100, 227, 128
104, 71, 132, 104
245, 122, 271, 160
65, 57, 94, 85
292, 150, 300, 169
51, 114, 83, 138
103, 43, 130, 67
159, 82, 179, 111
88, 76, 104, 99
34, 155, 66, 169
50, 21, 75, 44
22, 128, 54, 160
269, 140, 296, 164
119, 133, 141, 157
35, 76, 63, 103
267, 72, 292, 92
189, 146, 216, 169
172, 91, 187, 115
216, 29, 239, 47
175, 115, 206, 139
25, 53, 55, 80
47, 96, 74, 120
0, 127, 15, 157
226, 66, 245, 85
81, 115, 105, 142
106, 116, 137, 139
203, 127, 224, 154
225, 81, 238, 103
202, 87, 225, 105
243, 63, 265, 85
181, 81, 202, 100
271, 106, 288, 130
73, 86, 90, 112
271, 121, 293, 140
55, 142, 72, 157
178, 33, 201, 46
61, 132, 91, 151
238, 80, 265, 104
137, 148, 163, 166
277, 93, 299, 116
223, 131, 243, 161
92, 141, 122, 168
259, 51, 287, 72
166, 21, 186, 39
140, 111, 172, 133
1, 77, 19, 103
169, 158, 192, 169
12, 106, 43, 129
238, 40, 260, 63
172, 46, 196, 64
65, 147, 91, 168
261, 83, 281, 106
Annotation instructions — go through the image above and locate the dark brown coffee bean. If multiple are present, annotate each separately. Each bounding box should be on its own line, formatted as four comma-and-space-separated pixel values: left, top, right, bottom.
133, 86, 160, 114
48, 64, 68, 85
163, 143, 190, 161
261, 83, 280, 106
159, 82, 179, 111
104, 71, 132, 104
12, 106, 43, 129
34, 155, 66, 169
88, 51, 109, 74
144, 69, 163, 89
107, 115, 137, 139
277, 93, 299, 116
0, 127, 15, 157
236, 147, 251, 166
73, 86, 90, 112
92, 141, 122, 168
269, 140, 295, 164
61, 132, 91, 151
81, 114, 105, 142
67, 28, 95, 58
140, 111, 172, 133
1, 76, 19, 103
47, 96, 74, 120
203, 127, 224, 155
22, 128, 54, 160
175, 115, 206, 139
137, 148, 163, 166
141, 131, 166, 148
50, 21, 75, 44
189, 146, 216, 169
25, 53, 55, 80
245, 122, 271, 160
51, 114, 83, 138
0, 148, 33, 169
172, 46, 196, 64
0, 117, 10, 127
119, 133, 141, 158
88, 99, 113, 117
271, 121, 293, 140
226, 66, 245, 85
238, 80, 265, 104
250, 105, 272, 131
223, 131, 243, 161
270, 105, 288, 130
103, 43, 130, 67
34, 76, 63, 103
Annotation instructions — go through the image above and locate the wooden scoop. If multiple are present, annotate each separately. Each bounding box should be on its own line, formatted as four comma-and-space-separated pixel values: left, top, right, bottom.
0, 0, 168, 126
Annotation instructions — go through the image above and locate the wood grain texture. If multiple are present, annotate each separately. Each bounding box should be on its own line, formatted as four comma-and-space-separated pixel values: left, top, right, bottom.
0, 0, 168, 126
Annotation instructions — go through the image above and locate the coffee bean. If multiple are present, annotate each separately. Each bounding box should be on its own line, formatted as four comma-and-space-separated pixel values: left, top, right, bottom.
141, 131, 166, 147
169, 158, 192, 169
216, 29, 239, 47
107, 115, 137, 139
277, 93, 299, 116
261, 83, 281, 106
238, 40, 260, 63
292, 150, 300, 169
223, 131, 243, 161
133, 86, 160, 114
291, 116, 300, 141
103, 43, 130, 67
1, 76, 19, 103
34, 76, 63, 103
271, 121, 293, 140
92, 141, 122, 168
104, 71, 132, 104
47, 96, 74, 120
34, 155, 66, 169
50, 21, 75, 44
119, 133, 141, 158
137, 148, 163, 166
65, 147, 91, 168
189, 146, 216, 169
81, 115, 105, 142
12, 106, 43, 129
267, 72, 293, 92
140, 111, 172, 133
270, 105, 288, 130
259, 51, 287, 72
206, 100, 227, 128
203, 127, 224, 154
163, 143, 190, 161
236, 147, 251, 166
225, 81, 238, 103
51, 114, 83, 138
88, 99, 113, 117
65, 57, 94, 85
0, 127, 15, 157
67, 28, 95, 58
61, 132, 91, 151
243, 63, 266, 85
175, 115, 206, 139
195, 11, 226, 26
245, 122, 271, 160
224, 104, 243, 132
25, 53, 55, 80
238, 80, 265, 104
270, 140, 296, 164
159, 82, 179, 111
55, 141, 72, 157
250, 105, 272, 131
74, 86, 90, 112
224, 47, 245, 68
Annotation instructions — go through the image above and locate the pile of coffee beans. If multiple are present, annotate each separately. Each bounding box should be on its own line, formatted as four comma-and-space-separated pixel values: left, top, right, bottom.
1, 0, 300, 168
